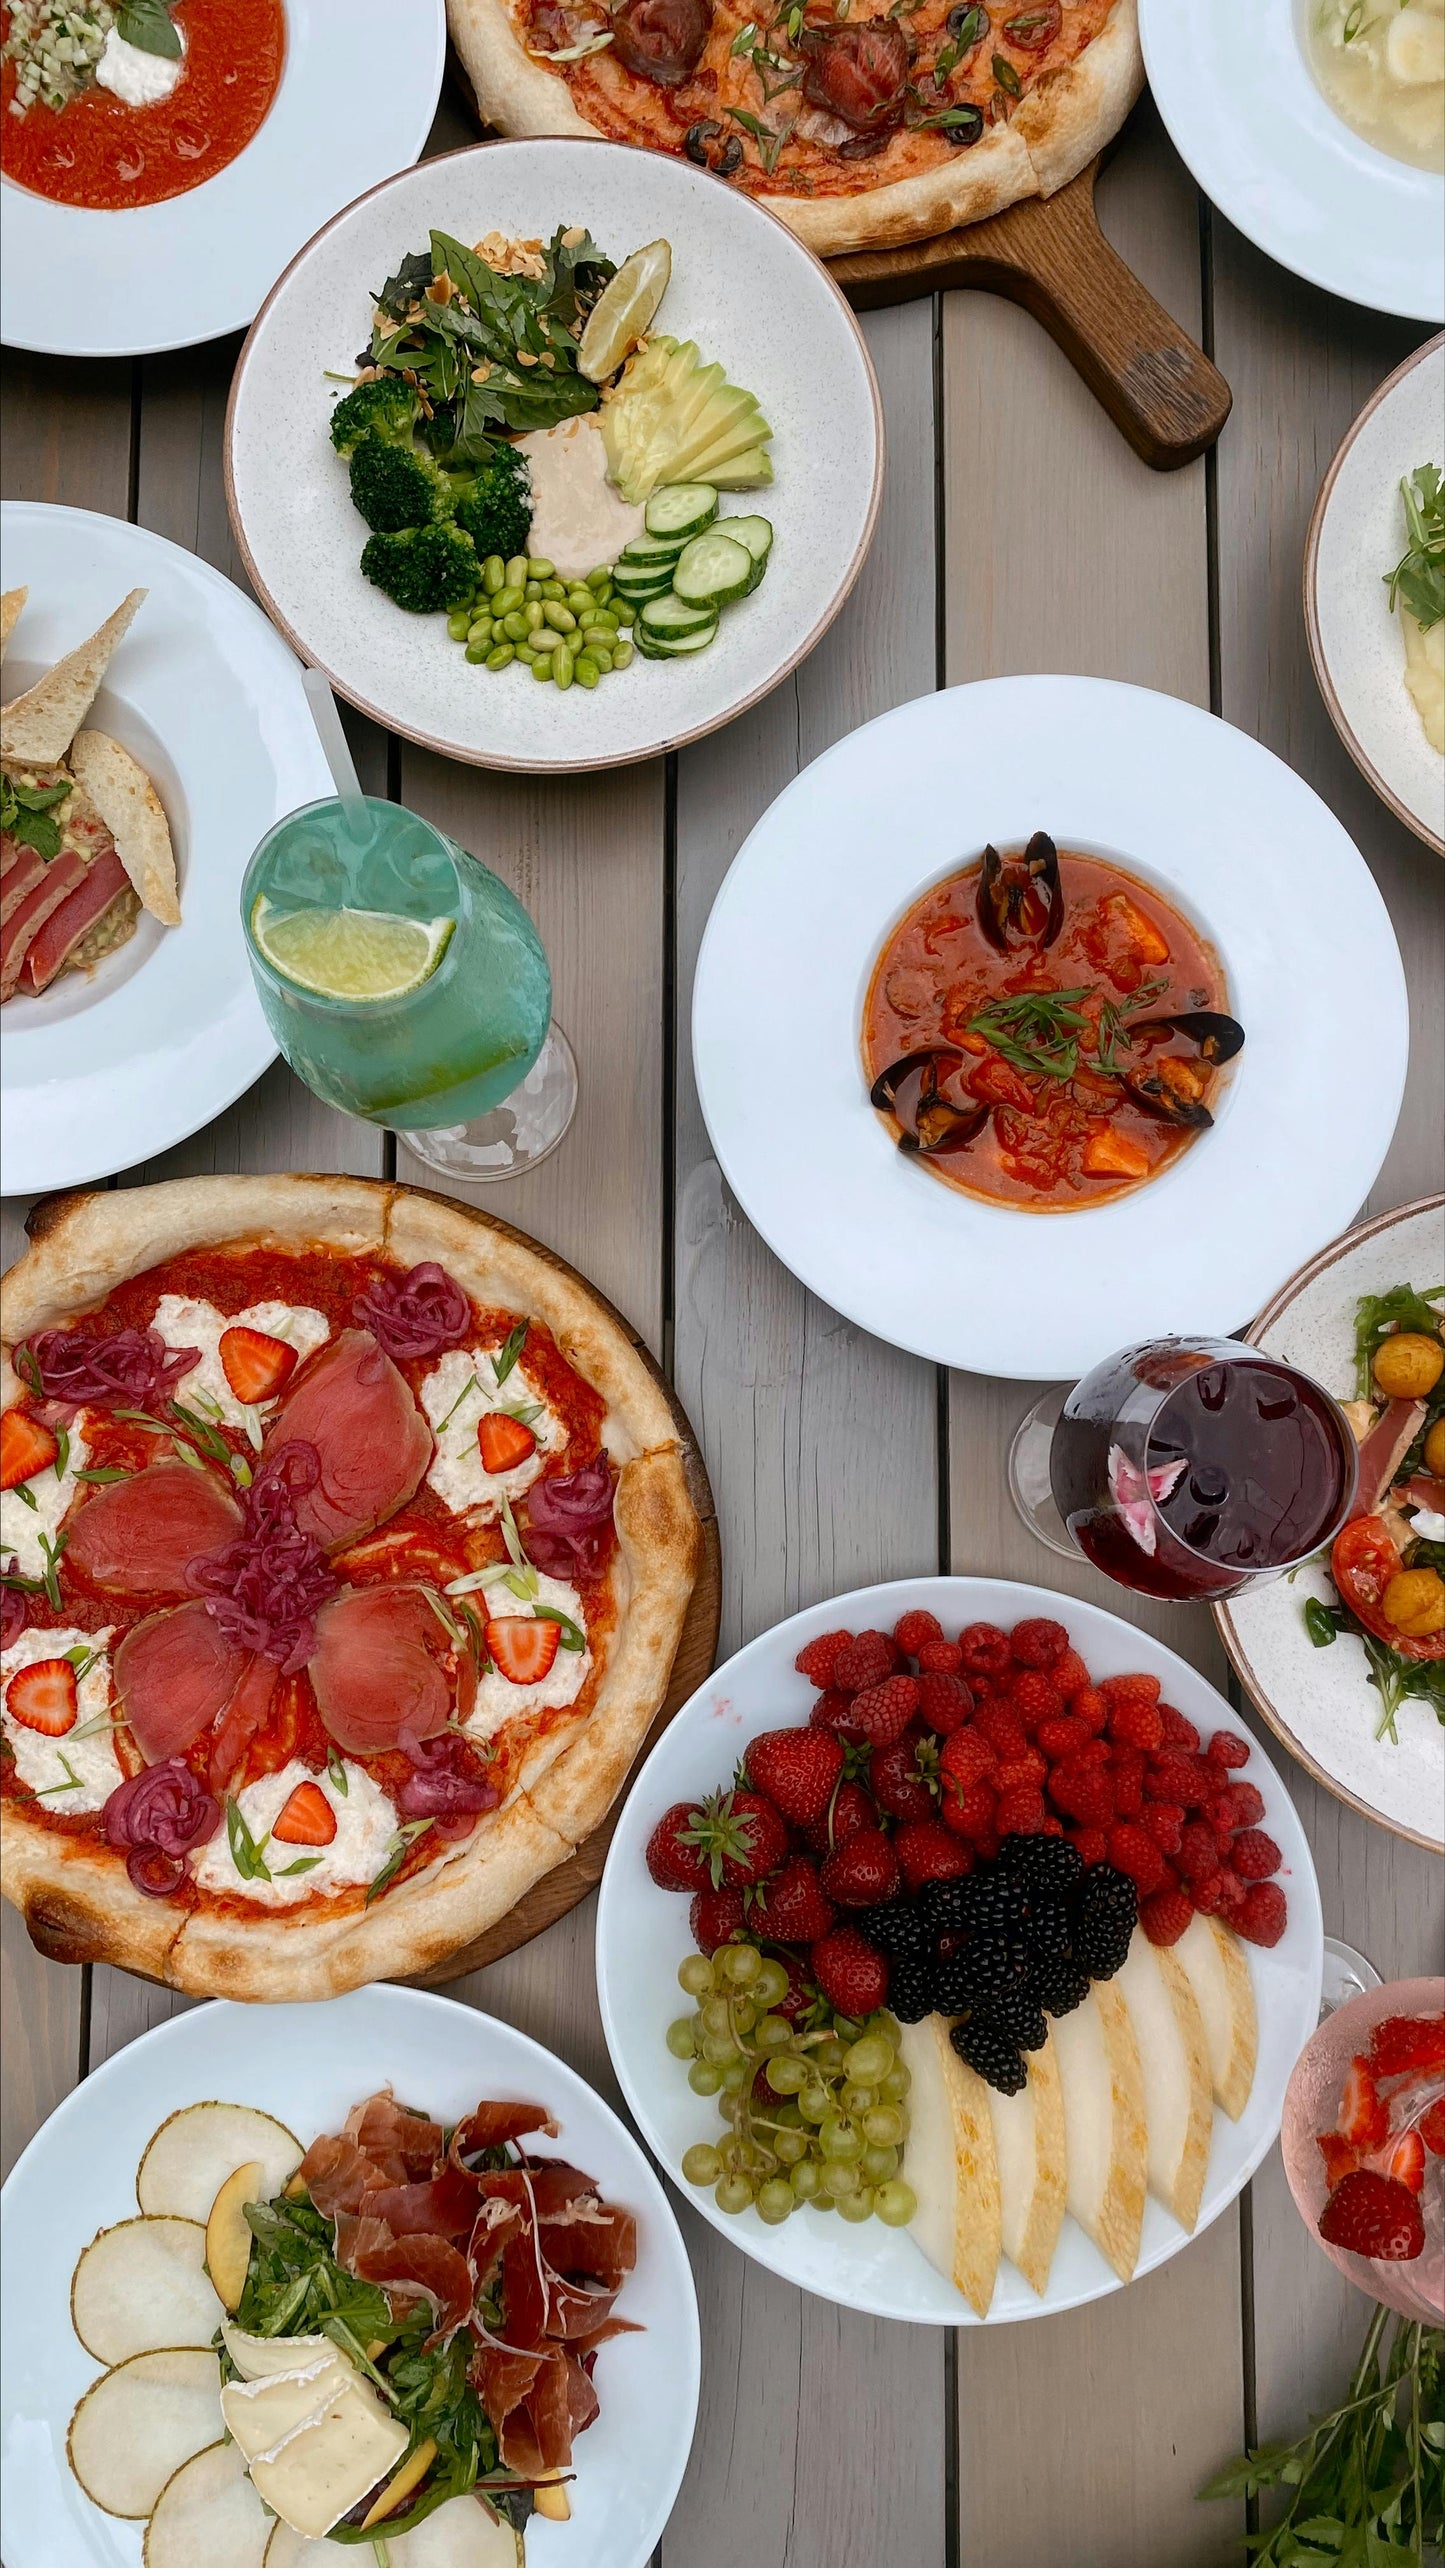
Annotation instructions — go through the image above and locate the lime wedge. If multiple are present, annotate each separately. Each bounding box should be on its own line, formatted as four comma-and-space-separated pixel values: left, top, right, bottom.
578, 239, 673, 384
251, 898, 454, 1001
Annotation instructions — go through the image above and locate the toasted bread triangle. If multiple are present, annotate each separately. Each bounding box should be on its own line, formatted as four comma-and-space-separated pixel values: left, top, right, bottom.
1, 587, 145, 765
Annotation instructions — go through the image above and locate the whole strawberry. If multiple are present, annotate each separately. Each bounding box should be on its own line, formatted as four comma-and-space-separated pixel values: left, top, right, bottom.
1317, 2168, 1425, 2261
745, 1725, 845, 1828
871, 1729, 937, 1826
803, 1777, 876, 1856
810, 1925, 889, 2017
754, 1854, 836, 1946
894, 1817, 972, 1893
689, 1883, 748, 1953
821, 1827, 901, 1909
646, 1802, 710, 1892
649, 1787, 788, 1891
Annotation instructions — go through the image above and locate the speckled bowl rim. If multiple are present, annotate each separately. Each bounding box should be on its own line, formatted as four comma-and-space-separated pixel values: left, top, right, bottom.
1213, 1191, 1445, 1850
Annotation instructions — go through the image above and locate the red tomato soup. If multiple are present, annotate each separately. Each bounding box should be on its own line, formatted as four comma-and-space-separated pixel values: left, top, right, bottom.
1, 0, 285, 209
862, 841, 1241, 1213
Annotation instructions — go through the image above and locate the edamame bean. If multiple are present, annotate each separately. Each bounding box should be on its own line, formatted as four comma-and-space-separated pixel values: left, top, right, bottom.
517, 644, 540, 667
579, 608, 618, 633
524, 600, 545, 633
505, 555, 528, 589
465, 639, 489, 664
566, 584, 593, 608
528, 625, 559, 653
531, 654, 554, 682
553, 645, 575, 690
482, 555, 505, 595
467, 617, 493, 645
447, 609, 472, 641
542, 579, 567, 601
524, 579, 541, 601
542, 600, 576, 633
493, 584, 524, 618
612, 638, 634, 670
589, 644, 614, 672
527, 557, 555, 581
586, 565, 611, 591
502, 610, 529, 643
485, 643, 515, 671
574, 655, 601, 688
594, 579, 615, 605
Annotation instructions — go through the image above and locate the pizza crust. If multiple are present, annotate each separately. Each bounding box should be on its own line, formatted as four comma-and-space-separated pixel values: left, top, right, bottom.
1, 1175, 704, 1999
446, 0, 1141, 259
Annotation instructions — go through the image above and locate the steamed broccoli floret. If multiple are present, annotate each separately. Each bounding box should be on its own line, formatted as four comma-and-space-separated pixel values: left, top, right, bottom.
359, 523, 478, 614
349, 438, 459, 534
329, 374, 418, 459
454, 447, 533, 564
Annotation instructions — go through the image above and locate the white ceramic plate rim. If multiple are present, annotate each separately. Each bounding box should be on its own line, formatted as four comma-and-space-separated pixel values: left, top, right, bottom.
690, 674, 1409, 1379
0, 0, 446, 357
0, 1983, 701, 2568
596, 1574, 1325, 2327
1139, 0, 1444, 322
224, 135, 883, 775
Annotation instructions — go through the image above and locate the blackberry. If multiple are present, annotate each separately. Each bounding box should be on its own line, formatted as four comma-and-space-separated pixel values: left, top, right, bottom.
951, 2014, 1027, 2096
887, 1956, 936, 2024
1068, 1863, 1138, 1978
918, 1876, 972, 1934
987, 1984, 1049, 2051
1025, 1896, 1074, 1963
1001, 1833, 1084, 1896
932, 1957, 975, 2014
954, 1930, 1030, 2003
1032, 1958, 1091, 2019
862, 1901, 930, 1962
956, 1869, 1031, 1937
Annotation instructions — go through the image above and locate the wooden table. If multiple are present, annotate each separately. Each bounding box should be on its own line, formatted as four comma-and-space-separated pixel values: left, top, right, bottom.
4, 85, 1443, 2568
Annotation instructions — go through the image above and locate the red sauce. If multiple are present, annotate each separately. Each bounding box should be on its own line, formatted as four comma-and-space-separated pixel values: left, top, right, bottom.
1, 0, 285, 210
863, 848, 1235, 1213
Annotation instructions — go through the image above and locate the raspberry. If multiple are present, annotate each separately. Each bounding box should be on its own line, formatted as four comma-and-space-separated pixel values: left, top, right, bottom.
1213, 1868, 1248, 1923
1009, 1669, 1064, 1729
976, 1702, 1028, 1758
851, 1673, 920, 1748
1206, 1729, 1251, 1770
1049, 1763, 1115, 1827
1009, 1616, 1070, 1668
1107, 1821, 1169, 1896
939, 1728, 998, 1791
1147, 1751, 1214, 1810
994, 1750, 1047, 1792
1189, 1871, 1229, 1915
1070, 1687, 1108, 1735
893, 1608, 943, 1655
1106, 1695, 1164, 1752
942, 1781, 997, 1841
1211, 1780, 1266, 1832
831, 1629, 898, 1692
959, 1622, 1013, 1677
1141, 1802, 1184, 1854
1071, 1738, 1112, 1769
916, 1639, 964, 1675
1067, 1827, 1109, 1868
1140, 1886, 1195, 1946
1102, 1672, 1161, 1711
1230, 1827, 1281, 1881
1036, 1715, 1091, 1762
916, 1671, 974, 1735
1051, 1648, 1092, 1700
1177, 1819, 1221, 1881
894, 1818, 972, 1893
808, 1686, 865, 1737
795, 1629, 853, 1688
1110, 1750, 1146, 1818
1235, 1881, 1287, 1947
996, 1788, 1047, 1835
1158, 1703, 1201, 1751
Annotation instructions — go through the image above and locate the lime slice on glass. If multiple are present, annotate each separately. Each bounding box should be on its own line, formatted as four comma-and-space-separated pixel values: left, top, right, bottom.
251, 899, 453, 1001
578, 239, 673, 384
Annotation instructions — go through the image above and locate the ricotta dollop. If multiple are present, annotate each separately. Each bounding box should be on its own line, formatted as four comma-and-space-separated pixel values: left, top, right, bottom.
94, 24, 185, 106
420, 1348, 568, 1520
193, 1757, 396, 1907
151, 1296, 332, 1431
1, 1622, 120, 1813
0, 1410, 89, 1584
467, 1573, 592, 1738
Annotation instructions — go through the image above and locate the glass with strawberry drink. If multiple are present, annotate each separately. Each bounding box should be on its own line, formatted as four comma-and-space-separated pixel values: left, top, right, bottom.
1281, 1979, 1444, 2325
1010, 1336, 1359, 1603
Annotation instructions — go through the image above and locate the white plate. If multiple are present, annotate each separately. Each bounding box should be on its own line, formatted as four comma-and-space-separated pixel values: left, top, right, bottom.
0, 1, 445, 357
225, 137, 882, 775
1306, 336, 1445, 856
596, 1575, 1324, 2327
1, 503, 333, 1195
1140, 0, 1443, 321
691, 675, 1408, 1379
0, 1983, 700, 2568
1217, 1198, 1445, 1851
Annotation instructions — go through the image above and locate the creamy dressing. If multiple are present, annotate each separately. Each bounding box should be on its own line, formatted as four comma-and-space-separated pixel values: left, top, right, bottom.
94, 24, 185, 105
420, 1346, 567, 1520
466, 1572, 591, 1737
191, 1758, 396, 1907
513, 414, 647, 579
1, 1621, 120, 1813
151, 1295, 332, 1431
1402, 607, 1445, 752
0, 1409, 89, 1583
1300, 0, 1445, 169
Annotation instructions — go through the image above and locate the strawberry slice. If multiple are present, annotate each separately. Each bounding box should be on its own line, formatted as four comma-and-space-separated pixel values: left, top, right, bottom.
1380, 2127, 1426, 2195
6, 1657, 79, 1736
485, 1614, 560, 1686
1339, 2057, 1390, 2152
1368, 2012, 1445, 2079
1, 1408, 59, 1491
1421, 2098, 1445, 2155
271, 1779, 337, 1846
218, 1326, 299, 1406
478, 1412, 538, 1474
1317, 2132, 1358, 2192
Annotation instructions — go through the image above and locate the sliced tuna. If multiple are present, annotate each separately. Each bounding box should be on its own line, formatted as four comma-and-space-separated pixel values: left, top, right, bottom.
65, 1458, 243, 1596
1, 839, 51, 923
0, 848, 87, 999
309, 1581, 474, 1755
20, 844, 131, 991
114, 1601, 249, 1763
263, 1329, 431, 1548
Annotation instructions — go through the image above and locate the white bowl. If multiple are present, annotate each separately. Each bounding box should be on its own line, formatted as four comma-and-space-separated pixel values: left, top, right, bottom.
596, 1574, 1324, 2326
0, 1984, 700, 2568
1140, 0, 1443, 321
225, 136, 882, 775
691, 674, 1408, 1380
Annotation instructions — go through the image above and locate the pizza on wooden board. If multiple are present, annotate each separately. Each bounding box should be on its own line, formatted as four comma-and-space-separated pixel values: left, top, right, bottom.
447, 0, 1142, 257
0, 1176, 702, 2000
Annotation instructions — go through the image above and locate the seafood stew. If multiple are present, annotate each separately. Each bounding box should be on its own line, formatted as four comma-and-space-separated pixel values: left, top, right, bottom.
862, 838, 1243, 1213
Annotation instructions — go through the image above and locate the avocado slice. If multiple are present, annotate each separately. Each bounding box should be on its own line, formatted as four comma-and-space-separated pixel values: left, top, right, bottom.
602, 334, 773, 503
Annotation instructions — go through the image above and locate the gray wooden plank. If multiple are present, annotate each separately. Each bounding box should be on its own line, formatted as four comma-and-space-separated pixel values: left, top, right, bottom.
1210, 216, 1445, 2452
942, 109, 1246, 2568
662, 298, 948, 2568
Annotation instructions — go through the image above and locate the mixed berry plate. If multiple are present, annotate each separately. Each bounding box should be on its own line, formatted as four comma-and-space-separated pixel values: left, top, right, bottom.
595, 1576, 1324, 2327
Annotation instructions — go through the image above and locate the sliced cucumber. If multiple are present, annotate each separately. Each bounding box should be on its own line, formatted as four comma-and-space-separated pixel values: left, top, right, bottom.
672, 532, 753, 611
634, 617, 719, 658
639, 592, 717, 639
611, 574, 676, 606
720, 513, 773, 591
619, 534, 687, 568
612, 557, 677, 587
644, 484, 719, 540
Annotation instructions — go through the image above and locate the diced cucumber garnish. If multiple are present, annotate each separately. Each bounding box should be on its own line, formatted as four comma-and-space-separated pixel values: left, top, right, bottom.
672, 531, 754, 611
644, 484, 719, 540
639, 592, 717, 638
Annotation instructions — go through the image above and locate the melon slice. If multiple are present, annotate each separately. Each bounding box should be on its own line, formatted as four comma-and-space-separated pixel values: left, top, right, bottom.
1171, 1915, 1258, 2120
1117, 1928, 1214, 2231
898, 2015, 1001, 2316
265, 2501, 523, 2565
1050, 1982, 1148, 2281
143, 2438, 272, 2568
137, 2103, 302, 2220
71, 2216, 220, 2365
67, 2347, 222, 2518
988, 2024, 1068, 2295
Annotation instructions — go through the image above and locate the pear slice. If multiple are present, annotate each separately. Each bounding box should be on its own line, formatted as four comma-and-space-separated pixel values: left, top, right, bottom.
1051, 1982, 1148, 2282
72, 2216, 220, 2365
1171, 1914, 1258, 2120
143, 2438, 271, 2568
67, 2347, 221, 2519
987, 2025, 1068, 2295
1117, 1929, 1214, 2232
898, 2015, 1001, 2316
137, 2102, 302, 2221
266, 2500, 523, 2564
206, 2159, 264, 2313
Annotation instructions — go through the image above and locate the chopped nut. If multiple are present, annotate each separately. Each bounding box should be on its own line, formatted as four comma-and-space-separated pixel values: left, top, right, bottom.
561, 225, 586, 247
516, 349, 539, 367
425, 273, 454, 305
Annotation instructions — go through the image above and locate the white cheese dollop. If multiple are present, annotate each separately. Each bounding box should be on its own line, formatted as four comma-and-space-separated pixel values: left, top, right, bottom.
192, 1758, 396, 1908
467, 1573, 592, 1739
94, 23, 185, 105
420, 1347, 567, 1521
1408, 1505, 1445, 1544
0, 1410, 89, 1584
151, 1295, 331, 1432
1, 1622, 120, 1814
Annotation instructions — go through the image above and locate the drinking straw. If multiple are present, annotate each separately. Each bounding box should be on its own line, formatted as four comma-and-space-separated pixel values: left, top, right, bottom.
300, 664, 371, 842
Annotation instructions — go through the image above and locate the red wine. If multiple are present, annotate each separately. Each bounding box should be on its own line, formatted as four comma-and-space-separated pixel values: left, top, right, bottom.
1051, 1348, 1357, 1602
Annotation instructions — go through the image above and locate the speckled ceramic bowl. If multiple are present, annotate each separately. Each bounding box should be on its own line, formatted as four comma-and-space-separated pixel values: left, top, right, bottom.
1216, 1198, 1445, 1849
225, 137, 882, 775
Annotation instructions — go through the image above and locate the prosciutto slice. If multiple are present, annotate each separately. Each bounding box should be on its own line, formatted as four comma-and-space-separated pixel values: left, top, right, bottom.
1354, 1399, 1429, 1518
263, 1331, 431, 1549
346, 2091, 444, 2175
349, 2231, 476, 2344
309, 1583, 475, 1756
206, 1654, 280, 1794
115, 1601, 249, 1763
66, 1459, 243, 1597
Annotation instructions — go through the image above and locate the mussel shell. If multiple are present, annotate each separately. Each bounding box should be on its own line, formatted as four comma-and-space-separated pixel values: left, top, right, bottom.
902, 1096, 990, 1156
976, 831, 1063, 952
869, 1045, 964, 1112
1123, 1070, 1215, 1130
870, 1047, 989, 1156
1129, 1010, 1245, 1065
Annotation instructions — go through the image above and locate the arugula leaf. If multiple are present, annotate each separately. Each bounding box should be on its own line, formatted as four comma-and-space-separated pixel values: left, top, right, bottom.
367, 228, 612, 451
1385, 464, 1445, 634
1352, 1281, 1445, 1400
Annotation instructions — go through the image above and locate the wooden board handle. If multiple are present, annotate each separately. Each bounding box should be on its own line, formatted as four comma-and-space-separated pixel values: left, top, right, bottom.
831, 158, 1231, 472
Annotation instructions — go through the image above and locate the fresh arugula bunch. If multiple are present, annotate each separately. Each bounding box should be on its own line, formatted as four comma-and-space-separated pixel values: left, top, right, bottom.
1199, 2309, 1444, 2566
366, 227, 617, 458
116, 0, 182, 59
1386, 465, 1445, 634
233, 2194, 395, 2355
1305, 1592, 1445, 1736
1352, 1283, 1445, 1402
1, 770, 72, 860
